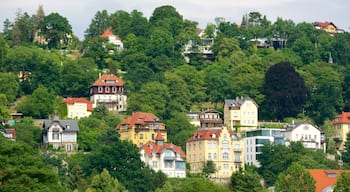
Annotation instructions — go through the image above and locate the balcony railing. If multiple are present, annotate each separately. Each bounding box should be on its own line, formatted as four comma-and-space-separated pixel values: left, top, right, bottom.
233, 148, 242, 152
234, 159, 242, 163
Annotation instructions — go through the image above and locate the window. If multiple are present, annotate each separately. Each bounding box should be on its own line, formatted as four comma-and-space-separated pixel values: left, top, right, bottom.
112, 87, 117, 93
213, 142, 217, 149
207, 141, 211, 148
223, 163, 229, 169
213, 153, 217, 159
152, 161, 158, 168
208, 153, 212, 159
66, 144, 72, 152
52, 132, 59, 140
164, 160, 173, 168
98, 86, 103, 93
140, 134, 144, 139
152, 133, 155, 140
105, 86, 110, 93
223, 152, 229, 160
222, 141, 229, 149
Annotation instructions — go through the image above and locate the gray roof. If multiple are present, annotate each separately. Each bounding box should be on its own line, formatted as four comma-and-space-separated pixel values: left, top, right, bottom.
225, 96, 257, 108
43, 119, 79, 132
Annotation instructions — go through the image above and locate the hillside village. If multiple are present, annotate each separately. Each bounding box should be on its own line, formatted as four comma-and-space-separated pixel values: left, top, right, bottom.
1, 4, 350, 192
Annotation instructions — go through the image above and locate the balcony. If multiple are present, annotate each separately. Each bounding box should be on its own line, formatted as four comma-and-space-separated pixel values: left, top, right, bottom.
234, 159, 242, 163
233, 148, 242, 152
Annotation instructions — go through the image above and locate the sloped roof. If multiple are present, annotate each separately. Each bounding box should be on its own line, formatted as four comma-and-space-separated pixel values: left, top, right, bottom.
225, 96, 258, 108
64, 97, 93, 111
284, 120, 323, 132
308, 169, 350, 192
187, 128, 222, 142
90, 74, 124, 87
313, 21, 337, 29
141, 141, 186, 158
154, 132, 164, 141
332, 112, 350, 124
101, 29, 121, 40
42, 118, 79, 132
116, 112, 163, 129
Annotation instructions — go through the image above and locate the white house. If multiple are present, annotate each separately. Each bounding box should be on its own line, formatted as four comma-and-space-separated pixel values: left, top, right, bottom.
140, 133, 186, 178
63, 97, 93, 119
224, 97, 258, 132
42, 117, 79, 152
283, 121, 324, 150
101, 29, 123, 51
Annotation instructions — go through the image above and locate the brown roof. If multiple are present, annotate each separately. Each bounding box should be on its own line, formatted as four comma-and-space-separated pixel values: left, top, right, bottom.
91, 74, 124, 87
116, 112, 162, 129
313, 21, 337, 29
154, 132, 164, 141
64, 97, 93, 111
308, 169, 350, 192
141, 141, 186, 158
332, 112, 350, 124
187, 128, 222, 142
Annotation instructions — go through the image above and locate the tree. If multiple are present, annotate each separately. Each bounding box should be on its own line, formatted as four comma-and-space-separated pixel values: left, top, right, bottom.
0, 72, 19, 103
156, 178, 229, 192
39, 12, 72, 49
0, 135, 62, 191
212, 36, 241, 59
342, 132, 350, 164
230, 167, 264, 192
334, 172, 350, 192
16, 86, 55, 119
262, 62, 306, 120
85, 169, 126, 192
274, 163, 315, 192
85, 10, 110, 38
12, 117, 42, 147
202, 160, 216, 178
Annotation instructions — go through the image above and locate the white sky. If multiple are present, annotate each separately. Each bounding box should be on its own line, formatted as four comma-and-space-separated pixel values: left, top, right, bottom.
1, 0, 349, 40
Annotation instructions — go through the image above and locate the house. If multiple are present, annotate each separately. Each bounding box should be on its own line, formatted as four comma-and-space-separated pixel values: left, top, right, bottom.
283, 120, 324, 150
244, 128, 286, 167
101, 29, 123, 51
42, 117, 79, 152
224, 97, 258, 132
1, 129, 16, 141
89, 74, 127, 112
140, 132, 186, 178
313, 21, 344, 35
199, 109, 223, 129
182, 27, 214, 62
308, 169, 350, 192
185, 111, 201, 128
63, 97, 93, 119
116, 112, 167, 148
332, 112, 350, 151
186, 126, 244, 182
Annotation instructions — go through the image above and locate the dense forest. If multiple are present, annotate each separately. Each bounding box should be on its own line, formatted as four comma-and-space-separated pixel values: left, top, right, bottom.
1, 4, 350, 191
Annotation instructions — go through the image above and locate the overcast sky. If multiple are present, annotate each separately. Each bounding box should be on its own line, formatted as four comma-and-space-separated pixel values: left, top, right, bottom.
1, 0, 349, 40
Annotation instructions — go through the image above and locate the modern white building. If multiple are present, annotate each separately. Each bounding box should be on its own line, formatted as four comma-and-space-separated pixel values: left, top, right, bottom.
244, 128, 286, 167
42, 117, 79, 152
140, 133, 186, 178
224, 97, 258, 132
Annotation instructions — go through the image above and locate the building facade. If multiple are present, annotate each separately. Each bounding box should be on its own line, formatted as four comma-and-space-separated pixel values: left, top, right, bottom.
224, 97, 258, 132
283, 121, 324, 150
116, 112, 167, 148
89, 74, 127, 112
186, 126, 244, 180
199, 109, 223, 129
42, 117, 79, 152
101, 29, 124, 51
332, 112, 350, 151
140, 133, 186, 178
64, 98, 93, 119
244, 128, 286, 167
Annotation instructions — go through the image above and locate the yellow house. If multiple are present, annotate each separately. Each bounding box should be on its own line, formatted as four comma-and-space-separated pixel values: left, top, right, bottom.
332, 112, 350, 151
224, 97, 258, 133
186, 126, 244, 182
116, 112, 167, 148
313, 21, 344, 35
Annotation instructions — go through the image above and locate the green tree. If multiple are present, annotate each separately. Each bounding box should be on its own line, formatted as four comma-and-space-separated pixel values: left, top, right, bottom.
39, 12, 72, 49
262, 62, 306, 120
85, 169, 126, 192
0, 72, 19, 103
333, 33, 350, 65
0, 135, 62, 191
12, 117, 42, 147
157, 177, 229, 192
274, 163, 315, 192
230, 168, 264, 192
202, 160, 216, 178
342, 132, 350, 164
85, 10, 110, 38
16, 86, 55, 119
212, 36, 241, 59
334, 172, 350, 192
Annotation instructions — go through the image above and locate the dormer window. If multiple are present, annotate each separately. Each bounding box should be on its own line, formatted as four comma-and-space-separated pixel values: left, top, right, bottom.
212, 133, 216, 138
105, 79, 116, 84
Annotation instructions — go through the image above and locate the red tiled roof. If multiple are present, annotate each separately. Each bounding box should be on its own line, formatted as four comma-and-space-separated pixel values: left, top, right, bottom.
91, 74, 124, 87
101, 29, 121, 40
141, 141, 186, 158
63, 98, 94, 111
186, 128, 222, 142
308, 169, 350, 192
332, 112, 350, 124
116, 112, 162, 129
154, 132, 164, 141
